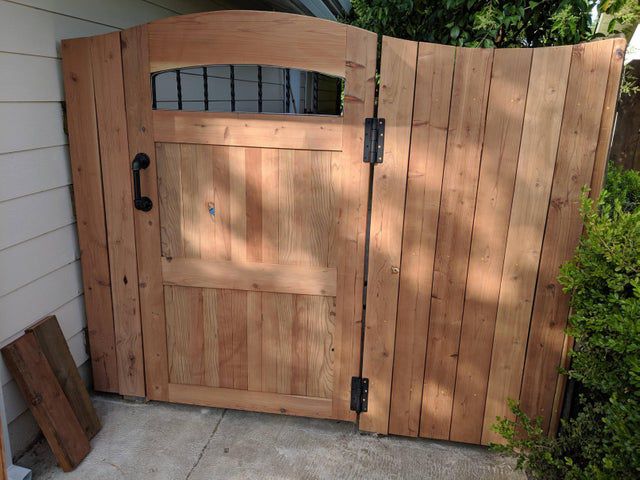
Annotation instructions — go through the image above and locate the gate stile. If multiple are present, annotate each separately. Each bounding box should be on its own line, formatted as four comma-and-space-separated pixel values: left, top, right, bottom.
62, 10, 625, 446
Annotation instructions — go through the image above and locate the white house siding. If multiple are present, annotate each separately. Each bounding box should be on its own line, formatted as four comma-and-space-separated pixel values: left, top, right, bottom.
0, 0, 230, 458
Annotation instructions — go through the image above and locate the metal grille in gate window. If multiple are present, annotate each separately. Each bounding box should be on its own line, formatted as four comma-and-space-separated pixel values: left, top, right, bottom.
151, 65, 344, 115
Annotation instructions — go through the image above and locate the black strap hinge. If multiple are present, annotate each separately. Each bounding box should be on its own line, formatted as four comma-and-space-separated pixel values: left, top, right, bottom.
363, 118, 385, 164
350, 376, 369, 413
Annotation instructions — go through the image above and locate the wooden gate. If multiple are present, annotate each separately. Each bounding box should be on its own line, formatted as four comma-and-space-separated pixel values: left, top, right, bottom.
63, 11, 376, 421
62, 11, 625, 444
360, 37, 626, 444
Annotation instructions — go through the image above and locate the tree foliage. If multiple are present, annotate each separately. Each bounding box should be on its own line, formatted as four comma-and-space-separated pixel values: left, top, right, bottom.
344, 0, 637, 48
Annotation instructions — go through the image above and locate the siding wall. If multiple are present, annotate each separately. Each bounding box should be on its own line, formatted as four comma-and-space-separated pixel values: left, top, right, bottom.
0, 0, 230, 457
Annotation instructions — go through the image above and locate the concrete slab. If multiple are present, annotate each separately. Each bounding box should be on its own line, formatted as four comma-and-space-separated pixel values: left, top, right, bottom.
16, 395, 524, 480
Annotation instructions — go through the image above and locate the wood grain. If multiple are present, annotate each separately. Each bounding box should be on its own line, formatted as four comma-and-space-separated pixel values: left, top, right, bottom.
2, 333, 90, 472
148, 10, 347, 77
26, 315, 101, 439
162, 258, 337, 296
520, 39, 614, 432
121, 25, 170, 401
388, 42, 455, 437
90, 32, 145, 397
482, 45, 572, 445
420, 47, 493, 440
591, 39, 627, 200
360, 36, 417, 434
449, 48, 531, 444
153, 110, 343, 151
168, 383, 334, 419
61, 37, 118, 393
330, 25, 376, 421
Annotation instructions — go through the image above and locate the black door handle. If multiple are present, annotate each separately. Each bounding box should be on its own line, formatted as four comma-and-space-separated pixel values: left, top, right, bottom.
131, 153, 153, 212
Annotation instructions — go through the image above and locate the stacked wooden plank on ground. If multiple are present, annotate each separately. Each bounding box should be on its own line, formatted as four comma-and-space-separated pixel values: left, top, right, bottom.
1, 316, 99, 471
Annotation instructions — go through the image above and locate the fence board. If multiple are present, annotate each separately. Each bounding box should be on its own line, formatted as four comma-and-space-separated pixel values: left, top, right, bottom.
481, 45, 573, 444
360, 36, 417, 434
330, 26, 377, 421
420, 47, 493, 440
520, 39, 615, 432
388, 43, 455, 437
61, 38, 118, 393
90, 32, 145, 397
121, 25, 170, 401
449, 47, 532, 444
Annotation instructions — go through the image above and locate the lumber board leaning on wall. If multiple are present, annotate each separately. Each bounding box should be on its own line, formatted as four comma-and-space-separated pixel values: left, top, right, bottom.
26, 316, 101, 439
1, 333, 90, 471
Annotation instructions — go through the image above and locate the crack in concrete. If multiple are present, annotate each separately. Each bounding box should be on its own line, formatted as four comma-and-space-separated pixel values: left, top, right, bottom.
185, 409, 227, 480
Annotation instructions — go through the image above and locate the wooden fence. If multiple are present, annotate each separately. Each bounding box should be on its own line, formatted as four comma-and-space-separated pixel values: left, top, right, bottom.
62, 10, 626, 447
361, 36, 626, 445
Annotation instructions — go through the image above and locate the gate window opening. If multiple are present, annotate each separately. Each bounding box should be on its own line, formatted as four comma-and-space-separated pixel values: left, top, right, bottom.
151, 65, 344, 116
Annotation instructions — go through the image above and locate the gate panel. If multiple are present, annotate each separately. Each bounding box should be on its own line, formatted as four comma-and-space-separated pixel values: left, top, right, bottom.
119, 12, 376, 421
364, 37, 624, 444
63, 11, 625, 445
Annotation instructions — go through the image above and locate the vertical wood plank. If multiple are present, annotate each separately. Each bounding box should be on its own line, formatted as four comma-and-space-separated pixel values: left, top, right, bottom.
245, 148, 263, 263
196, 145, 216, 261
520, 40, 614, 432
232, 290, 248, 390
166, 286, 204, 385
360, 36, 418, 434
122, 26, 171, 400
212, 146, 232, 261
247, 290, 262, 391
449, 48, 531, 444
248, 149, 278, 392
261, 292, 279, 393
389, 42, 455, 437
217, 289, 235, 388
157, 143, 184, 258
2, 333, 90, 472
27, 316, 101, 439
292, 295, 309, 396
420, 47, 493, 440
548, 38, 626, 435
261, 149, 280, 264
278, 149, 295, 265
590, 39, 627, 200
203, 289, 220, 387
306, 296, 335, 399
482, 45, 573, 445
61, 38, 118, 393
230, 147, 247, 261
276, 293, 294, 395
330, 26, 376, 421
91, 32, 145, 397
181, 144, 201, 258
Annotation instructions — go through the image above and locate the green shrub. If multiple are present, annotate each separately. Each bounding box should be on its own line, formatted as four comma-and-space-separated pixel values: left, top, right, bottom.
344, 0, 637, 48
492, 165, 640, 479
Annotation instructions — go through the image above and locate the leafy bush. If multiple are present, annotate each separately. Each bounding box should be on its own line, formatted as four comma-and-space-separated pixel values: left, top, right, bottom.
344, 0, 638, 48
492, 165, 640, 479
